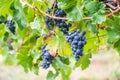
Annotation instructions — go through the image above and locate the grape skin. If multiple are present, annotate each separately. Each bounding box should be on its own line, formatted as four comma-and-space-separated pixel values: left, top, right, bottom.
66, 29, 86, 61
6, 20, 15, 34
45, 3, 72, 34
41, 45, 54, 69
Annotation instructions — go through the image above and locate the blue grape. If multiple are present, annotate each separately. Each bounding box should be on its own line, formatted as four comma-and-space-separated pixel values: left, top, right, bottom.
72, 40, 78, 44
35, 36, 40, 40
66, 29, 86, 61
41, 45, 54, 69
6, 20, 15, 34
45, 3, 72, 34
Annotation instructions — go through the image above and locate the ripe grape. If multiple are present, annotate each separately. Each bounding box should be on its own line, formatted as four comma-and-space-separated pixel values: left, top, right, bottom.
45, 3, 72, 34
6, 20, 15, 34
66, 29, 86, 61
41, 45, 54, 69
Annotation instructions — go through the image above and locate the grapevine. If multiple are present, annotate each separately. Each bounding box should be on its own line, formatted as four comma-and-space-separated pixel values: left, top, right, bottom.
0, 0, 120, 80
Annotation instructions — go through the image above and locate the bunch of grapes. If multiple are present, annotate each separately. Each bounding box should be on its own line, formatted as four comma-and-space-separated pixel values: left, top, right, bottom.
66, 29, 86, 61
45, 8, 53, 30
41, 45, 54, 69
54, 8, 72, 34
35, 36, 40, 40
6, 20, 15, 34
45, 3, 72, 34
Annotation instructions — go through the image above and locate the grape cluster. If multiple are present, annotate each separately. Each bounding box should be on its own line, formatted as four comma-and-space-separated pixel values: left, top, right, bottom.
66, 29, 86, 61
35, 36, 40, 40
6, 20, 15, 34
41, 45, 54, 69
54, 8, 72, 34
45, 8, 53, 30
45, 3, 72, 34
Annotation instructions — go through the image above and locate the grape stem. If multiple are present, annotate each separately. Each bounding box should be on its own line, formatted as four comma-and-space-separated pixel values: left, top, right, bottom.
86, 34, 106, 40
22, 0, 92, 20
106, 7, 120, 17
23, 0, 120, 21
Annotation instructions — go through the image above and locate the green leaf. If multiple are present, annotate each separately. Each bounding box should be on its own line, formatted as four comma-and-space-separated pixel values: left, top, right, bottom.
114, 39, 120, 55
59, 56, 70, 65
47, 71, 55, 80
35, 36, 44, 50
33, 64, 39, 75
52, 56, 71, 80
67, 5, 83, 21
3, 32, 9, 41
23, 7, 34, 23
0, 0, 13, 16
87, 23, 98, 34
84, 36, 98, 53
23, 35, 37, 48
85, 1, 106, 14
46, 28, 72, 56
3, 53, 16, 65
56, 29, 72, 56
30, 18, 41, 29
0, 46, 9, 55
60, 65, 72, 80
92, 13, 106, 24
17, 48, 33, 72
85, 1, 106, 24
106, 16, 120, 43
75, 53, 92, 70
0, 24, 6, 40
16, 27, 28, 39
58, 0, 77, 11
13, 0, 27, 29
0, 16, 6, 23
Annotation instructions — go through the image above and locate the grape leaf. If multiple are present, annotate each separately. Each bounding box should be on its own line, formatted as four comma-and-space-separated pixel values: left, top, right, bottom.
60, 65, 72, 80
30, 18, 41, 29
85, 1, 106, 24
0, 0, 13, 16
47, 71, 55, 80
0, 46, 9, 55
92, 13, 106, 24
85, 1, 106, 15
13, 0, 27, 29
46, 28, 72, 56
53, 56, 72, 80
58, 0, 77, 10
87, 23, 98, 34
33, 64, 39, 75
75, 53, 92, 70
114, 39, 120, 55
67, 5, 83, 21
17, 48, 33, 72
0, 24, 6, 40
106, 16, 120, 43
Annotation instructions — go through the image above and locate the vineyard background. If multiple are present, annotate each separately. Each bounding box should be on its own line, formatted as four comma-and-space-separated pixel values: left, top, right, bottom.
0, 48, 120, 80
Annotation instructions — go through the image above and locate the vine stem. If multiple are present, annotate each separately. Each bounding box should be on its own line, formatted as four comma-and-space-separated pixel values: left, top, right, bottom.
22, 0, 120, 21
22, 0, 92, 20
106, 7, 120, 17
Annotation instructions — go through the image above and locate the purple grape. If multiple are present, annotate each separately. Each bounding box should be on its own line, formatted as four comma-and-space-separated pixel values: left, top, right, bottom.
41, 45, 54, 69
66, 29, 86, 61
